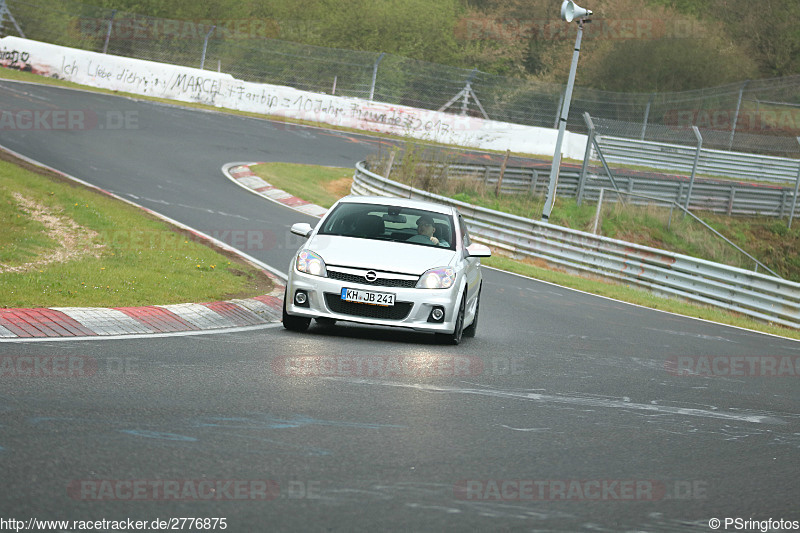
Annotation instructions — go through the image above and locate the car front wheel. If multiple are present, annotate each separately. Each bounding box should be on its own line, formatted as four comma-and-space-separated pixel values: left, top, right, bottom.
462, 285, 480, 338
437, 292, 465, 345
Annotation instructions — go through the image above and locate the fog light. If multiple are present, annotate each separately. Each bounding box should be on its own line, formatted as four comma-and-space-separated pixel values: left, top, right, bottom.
428, 306, 445, 323
294, 290, 308, 306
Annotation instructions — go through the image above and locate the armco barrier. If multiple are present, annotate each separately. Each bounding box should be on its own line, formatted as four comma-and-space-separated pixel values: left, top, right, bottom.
417, 161, 797, 217
352, 161, 800, 329
595, 136, 800, 184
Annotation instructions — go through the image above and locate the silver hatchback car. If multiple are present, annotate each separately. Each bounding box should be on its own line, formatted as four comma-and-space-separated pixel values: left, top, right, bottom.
282, 196, 490, 344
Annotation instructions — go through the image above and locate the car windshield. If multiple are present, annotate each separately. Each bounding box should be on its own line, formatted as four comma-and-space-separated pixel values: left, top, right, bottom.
319, 202, 456, 250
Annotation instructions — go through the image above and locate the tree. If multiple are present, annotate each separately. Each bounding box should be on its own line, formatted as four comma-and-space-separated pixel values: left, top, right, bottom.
309, 0, 464, 64
716, 0, 800, 77
582, 36, 758, 92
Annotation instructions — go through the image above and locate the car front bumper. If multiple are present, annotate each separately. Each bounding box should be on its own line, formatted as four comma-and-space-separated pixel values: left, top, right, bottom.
285, 270, 461, 333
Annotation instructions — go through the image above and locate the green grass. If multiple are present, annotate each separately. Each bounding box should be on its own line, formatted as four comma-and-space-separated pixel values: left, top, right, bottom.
0, 153, 272, 308
0, 196, 58, 265
249, 162, 354, 208
250, 161, 800, 340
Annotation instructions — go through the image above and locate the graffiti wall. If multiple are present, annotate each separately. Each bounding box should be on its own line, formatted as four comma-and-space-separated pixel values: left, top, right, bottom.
0, 36, 587, 158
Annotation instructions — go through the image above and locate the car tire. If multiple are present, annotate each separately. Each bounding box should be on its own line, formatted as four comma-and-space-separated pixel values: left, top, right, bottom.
462, 285, 480, 338
282, 289, 311, 332
437, 292, 465, 345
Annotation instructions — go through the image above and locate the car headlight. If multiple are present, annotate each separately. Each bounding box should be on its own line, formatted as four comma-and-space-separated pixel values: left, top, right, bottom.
296, 250, 327, 277
417, 267, 456, 289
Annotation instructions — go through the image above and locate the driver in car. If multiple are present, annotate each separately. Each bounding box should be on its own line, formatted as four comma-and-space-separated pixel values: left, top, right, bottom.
406, 215, 448, 247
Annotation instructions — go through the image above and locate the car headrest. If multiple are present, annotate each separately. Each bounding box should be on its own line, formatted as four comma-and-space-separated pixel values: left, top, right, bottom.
354, 215, 385, 237
434, 223, 450, 242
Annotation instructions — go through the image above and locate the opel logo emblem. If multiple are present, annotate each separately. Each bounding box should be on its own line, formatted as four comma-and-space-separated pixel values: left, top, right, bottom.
365, 271, 378, 282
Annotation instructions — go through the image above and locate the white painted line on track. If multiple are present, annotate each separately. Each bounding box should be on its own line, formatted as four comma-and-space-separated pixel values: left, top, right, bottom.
0, 323, 284, 343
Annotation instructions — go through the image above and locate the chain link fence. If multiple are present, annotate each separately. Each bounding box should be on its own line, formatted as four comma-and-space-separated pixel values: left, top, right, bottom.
3, 0, 800, 157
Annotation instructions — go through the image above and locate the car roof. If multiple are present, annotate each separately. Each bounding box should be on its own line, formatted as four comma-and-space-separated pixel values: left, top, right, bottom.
334, 195, 456, 216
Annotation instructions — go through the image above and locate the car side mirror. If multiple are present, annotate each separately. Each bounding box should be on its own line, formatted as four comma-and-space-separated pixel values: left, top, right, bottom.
290, 222, 313, 238
466, 243, 491, 258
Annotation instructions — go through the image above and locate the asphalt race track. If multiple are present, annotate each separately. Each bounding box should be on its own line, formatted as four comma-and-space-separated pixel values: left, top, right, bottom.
1, 81, 799, 532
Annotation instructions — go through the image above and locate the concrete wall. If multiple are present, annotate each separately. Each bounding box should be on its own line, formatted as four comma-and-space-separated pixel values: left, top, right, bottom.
0, 36, 588, 159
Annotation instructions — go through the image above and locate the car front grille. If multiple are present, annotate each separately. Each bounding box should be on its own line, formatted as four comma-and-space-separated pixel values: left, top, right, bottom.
324, 293, 413, 320
327, 270, 418, 288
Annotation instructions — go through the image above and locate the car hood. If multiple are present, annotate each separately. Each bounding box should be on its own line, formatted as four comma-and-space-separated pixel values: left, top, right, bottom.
307, 235, 457, 275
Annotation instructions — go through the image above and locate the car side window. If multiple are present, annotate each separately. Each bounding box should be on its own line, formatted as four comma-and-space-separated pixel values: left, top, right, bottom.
459, 215, 471, 247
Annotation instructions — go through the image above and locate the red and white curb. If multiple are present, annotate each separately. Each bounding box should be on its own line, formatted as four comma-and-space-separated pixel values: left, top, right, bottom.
225, 163, 329, 218
0, 292, 284, 338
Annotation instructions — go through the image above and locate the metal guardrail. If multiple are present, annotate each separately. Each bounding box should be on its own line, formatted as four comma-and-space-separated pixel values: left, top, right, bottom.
414, 161, 799, 218
591, 188, 780, 277
595, 135, 800, 184
352, 161, 800, 329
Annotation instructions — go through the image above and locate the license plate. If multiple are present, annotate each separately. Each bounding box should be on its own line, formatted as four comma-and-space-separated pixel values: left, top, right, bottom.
341, 287, 395, 307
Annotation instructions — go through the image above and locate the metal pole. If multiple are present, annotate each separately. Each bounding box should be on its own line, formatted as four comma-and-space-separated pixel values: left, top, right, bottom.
200, 25, 216, 70
460, 69, 479, 116
789, 137, 800, 229
728, 80, 749, 150
0, 0, 25, 38
102, 10, 116, 54
542, 19, 585, 222
684, 125, 702, 214
577, 112, 595, 206
496, 149, 510, 197
467, 83, 490, 119
668, 204, 673, 230
369, 52, 385, 102
592, 135, 622, 194
384, 151, 395, 179
553, 90, 565, 129
0, 0, 7, 37
640, 93, 654, 140
592, 187, 605, 234
461, 82, 471, 116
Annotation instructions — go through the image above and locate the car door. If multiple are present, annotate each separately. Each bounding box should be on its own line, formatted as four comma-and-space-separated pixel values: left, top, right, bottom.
459, 214, 482, 307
